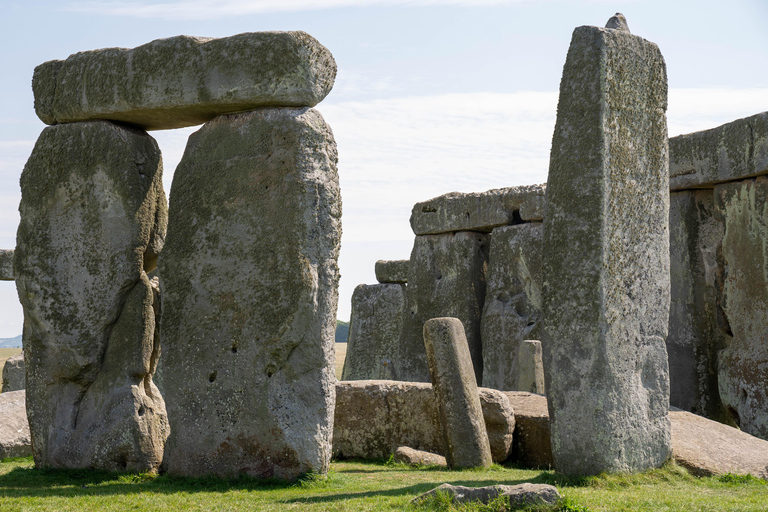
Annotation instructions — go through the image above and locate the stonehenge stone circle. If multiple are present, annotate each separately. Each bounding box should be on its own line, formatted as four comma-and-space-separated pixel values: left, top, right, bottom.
0, 250, 13, 280
423, 318, 492, 469
33, 32, 336, 131
342, 283, 405, 380
15, 120, 168, 472
542, 14, 671, 475
1, 353, 25, 393
159, 107, 340, 480
374, 259, 409, 284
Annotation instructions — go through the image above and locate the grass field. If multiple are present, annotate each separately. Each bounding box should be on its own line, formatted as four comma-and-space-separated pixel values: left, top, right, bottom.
335, 342, 347, 380
0, 348, 22, 373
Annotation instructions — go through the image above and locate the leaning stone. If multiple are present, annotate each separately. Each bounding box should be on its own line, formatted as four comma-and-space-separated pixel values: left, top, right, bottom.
411, 483, 560, 508
374, 259, 409, 284
33, 32, 336, 131
159, 107, 340, 480
714, 176, 768, 440
504, 391, 553, 469
342, 283, 405, 380
0, 250, 13, 281
516, 341, 545, 394
1, 354, 25, 392
423, 318, 492, 469
0, 390, 31, 460
410, 184, 546, 236
333, 380, 513, 463
399, 232, 488, 383
542, 16, 671, 475
394, 446, 446, 467
15, 120, 168, 472
669, 112, 768, 191
480, 223, 543, 391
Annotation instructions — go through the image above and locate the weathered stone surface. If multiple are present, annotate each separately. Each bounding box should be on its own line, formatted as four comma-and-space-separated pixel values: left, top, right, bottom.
714, 176, 768, 440
342, 283, 405, 380
0, 250, 13, 280
517, 340, 545, 394
670, 408, 768, 479
374, 259, 409, 284
542, 18, 671, 475
399, 231, 488, 383
15, 120, 168, 472
159, 107, 340, 480
670, 112, 768, 191
410, 184, 546, 235
333, 381, 514, 463
1, 354, 25, 392
423, 318, 492, 469
504, 391, 553, 469
0, 390, 31, 460
480, 223, 542, 391
34, 32, 336, 131
412, 483, 560, 507
393, 446, 446, 467
668, 190, 732, 424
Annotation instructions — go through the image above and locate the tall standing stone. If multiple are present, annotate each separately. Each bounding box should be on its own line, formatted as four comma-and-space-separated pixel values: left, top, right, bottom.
423, 318, 492, 469
159, 107, 340, 480
15, 120, 169, 472
1, 353, 25, 392
541, 14, 671, 475
516, 340, 545, 395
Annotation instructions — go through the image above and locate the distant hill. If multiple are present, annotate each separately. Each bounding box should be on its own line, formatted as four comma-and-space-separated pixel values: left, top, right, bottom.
335, 320, 349, 344
0, 335, 22, 348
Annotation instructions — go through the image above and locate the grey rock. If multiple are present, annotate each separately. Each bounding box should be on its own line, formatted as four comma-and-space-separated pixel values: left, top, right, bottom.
342, 283, 405, 381
542, 19, 671, 475
34, 32, 336, 131
480, 223, 543, 391
399, 231, 489, 383
159, 107, 340, 480
669, 112, 768, 191
374, 259, 409, 284
0, 390, 31, 460
668, 190, 733, 424
605, 13, 630, 32
333, 380, 514, 463
410, 184, 546, 236
393, 446, 446, 467
517, 340, 545, 394
503, 391, 553, 469
0, 250, 13, 280
714, 176, 768, 440
412, 483, 560, 508
15, 120, 168, 472
423, 318, 492, 469
1, 354, 25, 392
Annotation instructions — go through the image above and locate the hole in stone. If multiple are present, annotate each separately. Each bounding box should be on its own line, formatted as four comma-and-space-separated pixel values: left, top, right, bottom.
231, 343, 238, 354
511, 209, 524, 225
741, 388, 748, 401
138, 405, 146, 416
267, 370, 274, 378
209, 371, 217, 383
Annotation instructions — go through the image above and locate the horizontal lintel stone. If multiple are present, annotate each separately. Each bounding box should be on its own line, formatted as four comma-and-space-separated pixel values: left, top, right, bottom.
374, 259, 409, 284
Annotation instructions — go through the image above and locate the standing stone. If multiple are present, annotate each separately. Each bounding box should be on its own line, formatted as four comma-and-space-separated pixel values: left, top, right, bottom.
342, 283, 405, 380
1, 353, 25, 392
481, 223, 543, 390
375, 259, 409, 284
15, 120, 168, 472
516, 341, 545, 394
541, 15, 671, 475
668, 190, 732, 424
714, 176, 768, 440
400, 232, 489, 383
423, 318, 492, 469
0, 250, 13, 280
159, 107, 340, 480
0, 390, 32, 459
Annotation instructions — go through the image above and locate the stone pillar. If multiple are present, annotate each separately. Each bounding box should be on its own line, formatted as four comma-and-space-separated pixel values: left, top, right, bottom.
423, 317, 492, 469
516, 340, 545, 395
15, 120, 168, 472
1, 354, 25, 393
0, 250, 13, 280
541, 14, 671, 475
159, 107, 340, 480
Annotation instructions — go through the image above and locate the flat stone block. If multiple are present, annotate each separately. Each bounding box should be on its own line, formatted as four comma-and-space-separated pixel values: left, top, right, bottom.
503, 391, 553, 469
34, 32, 336, 131
0, 250, 13, 281
374, 259, 409, 284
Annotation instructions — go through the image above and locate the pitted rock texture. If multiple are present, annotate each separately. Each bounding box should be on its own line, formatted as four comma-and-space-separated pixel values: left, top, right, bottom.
0, 390, 31, 459
481, 223, 542, 391
159, 107, 340, 480
410, 184, 546, 236
714, 176, 768, 440
374, 259, 409, 284
542, 19, 671, 475
0, 250, 13, 280
333, 380, 514, 463
399, 231, 489, 383
670, 112, 768, 191
33, 32, 336, 131
1, 354, 25, 392
423, 318, 492, 469
15, 120, 168, 472
342, 283, 405, 380
668, 190, 732, 424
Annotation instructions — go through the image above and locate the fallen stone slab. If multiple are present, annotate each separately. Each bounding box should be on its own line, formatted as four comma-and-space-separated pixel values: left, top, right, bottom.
410, 184, 546, 235
393, 446, 446, 467
503, 391, 553, 469
374, 259, 409, 284
1, 354, 24, 393
0, 390, 31, 460
411, 483, 560, 508
0, 250, 12, 280
33, 32, 336, 131
670, 112, 768, 191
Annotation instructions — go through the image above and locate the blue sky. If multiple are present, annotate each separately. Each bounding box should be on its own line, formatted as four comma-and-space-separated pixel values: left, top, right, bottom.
0, 0, 767, 336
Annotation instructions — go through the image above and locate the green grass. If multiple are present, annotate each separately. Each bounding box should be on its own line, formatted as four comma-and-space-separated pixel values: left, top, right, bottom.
1, 457, 766, 511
